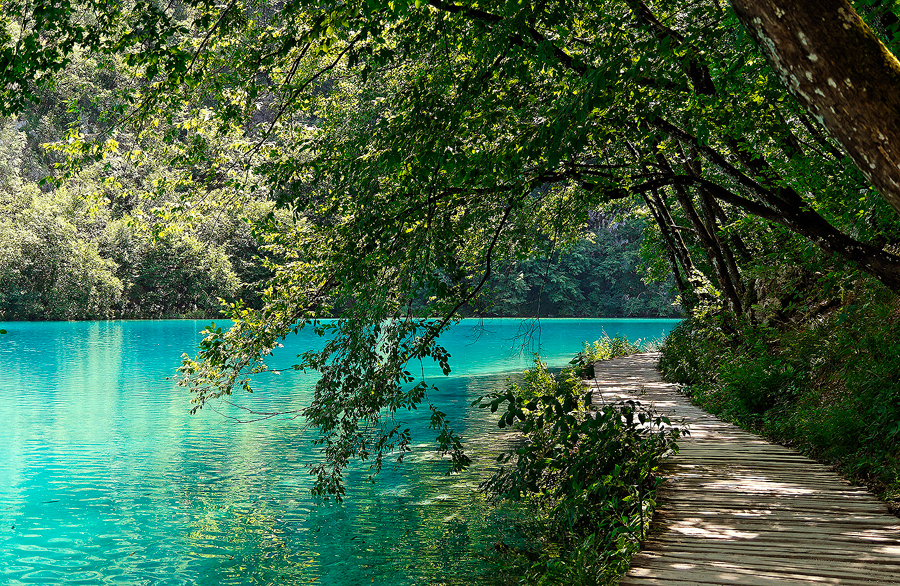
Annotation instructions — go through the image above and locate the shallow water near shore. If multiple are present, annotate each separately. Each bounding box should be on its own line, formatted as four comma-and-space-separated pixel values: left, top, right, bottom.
0, 318, 678, 585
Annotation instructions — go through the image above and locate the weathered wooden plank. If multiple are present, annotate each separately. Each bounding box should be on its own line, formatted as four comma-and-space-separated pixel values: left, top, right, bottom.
621, 579, 832, 586
652, 512, 900, 530
654, 508, 897, 521
650, 518, 896, 532
621, 562, 897, 585
655, 495, 890, 513
588, 353, 900, 586
636, 546, 900, 566
624, 563, 891, 583
628, 554, 900, 582
641, 543, 900, 564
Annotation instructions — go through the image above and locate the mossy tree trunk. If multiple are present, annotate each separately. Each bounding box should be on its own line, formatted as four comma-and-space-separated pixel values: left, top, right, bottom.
731, 0, 900, 216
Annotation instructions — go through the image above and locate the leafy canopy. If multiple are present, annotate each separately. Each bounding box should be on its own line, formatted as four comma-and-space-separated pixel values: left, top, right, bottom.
3, 0, 900, 494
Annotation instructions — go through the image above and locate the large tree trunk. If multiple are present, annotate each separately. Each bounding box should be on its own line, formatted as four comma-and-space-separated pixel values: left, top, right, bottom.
731, 0, 900, 216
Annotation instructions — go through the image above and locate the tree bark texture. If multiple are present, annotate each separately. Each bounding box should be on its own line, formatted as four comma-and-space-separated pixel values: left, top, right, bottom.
731, 0, 900, 216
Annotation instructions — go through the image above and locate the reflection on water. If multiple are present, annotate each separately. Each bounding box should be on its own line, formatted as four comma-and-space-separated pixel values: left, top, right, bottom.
0, 318, 678, 585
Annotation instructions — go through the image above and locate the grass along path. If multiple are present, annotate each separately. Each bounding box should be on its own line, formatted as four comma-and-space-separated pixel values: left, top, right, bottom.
589, 353, 900, 585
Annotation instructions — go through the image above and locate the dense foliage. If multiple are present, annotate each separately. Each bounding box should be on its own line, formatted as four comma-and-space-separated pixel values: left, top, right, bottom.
0, 58, 675, 320
569, 335, 643, 378
479, 359, 682, 584
0, 130, 274, 320
0, 159, 676, 320
0, 50, 279, 319
2, 0, 900, 502
476, 216, 679, 318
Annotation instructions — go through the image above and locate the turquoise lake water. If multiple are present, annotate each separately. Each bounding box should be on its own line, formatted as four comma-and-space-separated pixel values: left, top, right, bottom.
0, 318, 679, 585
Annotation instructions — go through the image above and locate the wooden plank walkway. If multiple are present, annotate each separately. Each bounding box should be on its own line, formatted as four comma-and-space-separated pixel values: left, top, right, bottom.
588, 353, 900, 586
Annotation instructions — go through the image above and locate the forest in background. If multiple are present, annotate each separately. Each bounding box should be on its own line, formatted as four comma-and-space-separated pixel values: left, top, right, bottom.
0, 58, 678, 320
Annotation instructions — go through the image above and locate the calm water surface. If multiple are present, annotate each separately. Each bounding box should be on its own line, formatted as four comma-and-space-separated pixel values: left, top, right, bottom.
0, 318, 678, 585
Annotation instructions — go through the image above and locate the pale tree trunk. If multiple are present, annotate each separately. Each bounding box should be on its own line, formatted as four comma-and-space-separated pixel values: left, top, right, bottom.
731, 0, 900, 216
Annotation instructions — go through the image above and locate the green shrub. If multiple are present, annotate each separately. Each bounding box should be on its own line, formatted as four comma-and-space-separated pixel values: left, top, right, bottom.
570, 335, 642, 378
657, 317, 726, 386
719, 350, 806, 421
479, 359, 683, 585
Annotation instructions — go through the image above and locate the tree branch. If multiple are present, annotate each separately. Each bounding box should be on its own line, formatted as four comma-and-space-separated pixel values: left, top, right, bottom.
428, 0, 588, 75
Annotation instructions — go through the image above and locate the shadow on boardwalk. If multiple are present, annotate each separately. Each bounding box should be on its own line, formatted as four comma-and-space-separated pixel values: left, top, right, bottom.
589, 353, 900, 586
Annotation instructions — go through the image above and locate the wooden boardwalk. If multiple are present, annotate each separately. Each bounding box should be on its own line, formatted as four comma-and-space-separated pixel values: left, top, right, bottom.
588, 353, 900, 586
